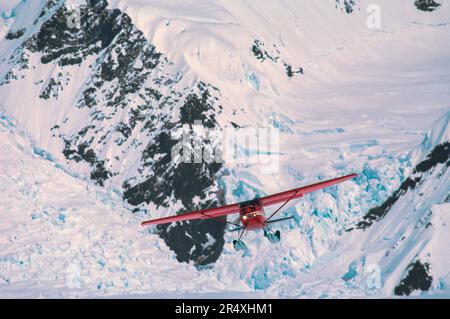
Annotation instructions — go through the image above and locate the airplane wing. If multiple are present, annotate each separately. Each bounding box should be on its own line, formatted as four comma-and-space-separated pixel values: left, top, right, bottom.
259, 173, 357, 207
141, 202, 241, 227
141, 173, 357, 227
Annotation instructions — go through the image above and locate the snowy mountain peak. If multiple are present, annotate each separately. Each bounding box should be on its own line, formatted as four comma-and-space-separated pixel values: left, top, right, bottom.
0, 0, 449, 297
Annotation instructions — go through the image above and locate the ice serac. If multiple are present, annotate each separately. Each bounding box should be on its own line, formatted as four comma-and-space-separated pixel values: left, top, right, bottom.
0, 111, 233, 297
0, 0, 226, 265
1, 0, 450, 298
351, 112, 450, 296
356, 112, 450, 230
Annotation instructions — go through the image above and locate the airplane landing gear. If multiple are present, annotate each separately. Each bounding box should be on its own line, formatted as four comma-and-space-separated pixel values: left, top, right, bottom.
233, 239, 248, 251
233, 225, 249, 251
264, 228, 281, 244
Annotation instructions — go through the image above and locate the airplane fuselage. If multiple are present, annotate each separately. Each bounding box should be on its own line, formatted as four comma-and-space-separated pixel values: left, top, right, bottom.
240, 211, 266, 230
239, 199, 266, 230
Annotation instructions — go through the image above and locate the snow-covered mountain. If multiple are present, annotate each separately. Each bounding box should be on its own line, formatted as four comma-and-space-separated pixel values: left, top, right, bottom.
0, 0, 449, 297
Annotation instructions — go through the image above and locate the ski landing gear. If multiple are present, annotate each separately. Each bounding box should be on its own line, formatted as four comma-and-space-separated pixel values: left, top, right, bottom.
264, 227, 281, 244
233, 239, 248, 251
233, 226, 249, 252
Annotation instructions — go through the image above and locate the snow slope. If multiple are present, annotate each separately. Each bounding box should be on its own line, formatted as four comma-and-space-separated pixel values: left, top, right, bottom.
0, 112, 256, 298
0, 0, 449, 297
0, 105, 448, 298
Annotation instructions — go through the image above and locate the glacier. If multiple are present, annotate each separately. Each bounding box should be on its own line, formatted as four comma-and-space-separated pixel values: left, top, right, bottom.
0, 0, 449, 298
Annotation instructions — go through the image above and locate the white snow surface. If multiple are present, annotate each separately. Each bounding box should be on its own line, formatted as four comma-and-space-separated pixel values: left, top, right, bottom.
0, 0, 449, 297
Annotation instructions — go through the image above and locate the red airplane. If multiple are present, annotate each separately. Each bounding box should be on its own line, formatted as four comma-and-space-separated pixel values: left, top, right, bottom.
141, 173, 357, 251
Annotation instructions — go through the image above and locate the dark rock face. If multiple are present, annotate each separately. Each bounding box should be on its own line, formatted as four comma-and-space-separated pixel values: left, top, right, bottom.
335, 0, 359, 14
414, 0, 441, 12
252, 39, 279, 63
355, 142, 450, 230
5, 28, 26, 40
2, 0, 227, 265
251, 39, 303, 78
445, 194, 450, 203
121, 82, 226, 265
394, 260, 433, 295
284, 63, 303, 78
